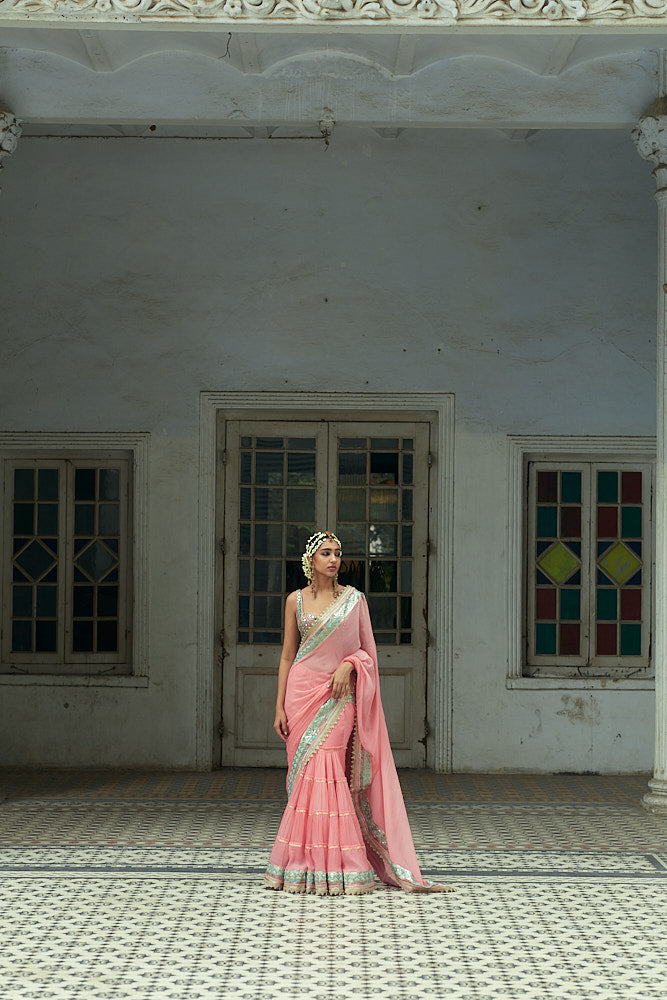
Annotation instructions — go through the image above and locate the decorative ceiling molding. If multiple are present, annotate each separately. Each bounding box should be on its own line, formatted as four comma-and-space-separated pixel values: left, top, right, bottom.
1, 0, 667, 26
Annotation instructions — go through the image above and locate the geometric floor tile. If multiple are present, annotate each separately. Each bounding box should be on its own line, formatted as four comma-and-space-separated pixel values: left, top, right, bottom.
1, 770, 666, 1000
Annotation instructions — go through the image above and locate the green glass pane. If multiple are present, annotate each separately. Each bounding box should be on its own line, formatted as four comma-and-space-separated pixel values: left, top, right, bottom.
287, 453, 315, 486
73, 620, 94, 652
369, 561, 397, 593
97, 621, 118, 652
98, 586, 118, 617
12, 585, 32, 617
339, 558, 366, 590
535, 623, 557, 655
255, 453, 283, 485
620, 624, 642, 656
400, 596, 412, 629
253, 596, 283, 628
286, 524, 314, 558
338, 488, 366, 521
598, 471, 618, 503
370, 490, 399, 522
73, 586, 94, 617
13, 503, 34, 534
35, 620, 57, 652
369, 525, 397, 555
254, 524, 282, 556
254, 489, 284, 522
239, 559, 250, 591
75, 505, 95, 535
536, 507, 558, 538
75, 468, 96, 501
368, 596, 396, 629
99, 504, 120, 535
338, 524, 365, 556
286, 490, 315, 522
37, 469, 59, 501
339, 453, 367, 484
401, 561, 412, 593
99, 469, 120, 501
14, 469, 34, 501
370, 454, 398, 485
621, 507, 642, 539
37, 504, 58, 535
254, 560, 283, 592
36, 585, 57, 617
560, 589, 580, 621
15, 541, 55, 581
75, 542, 117, 582
12, 620, 32, 652
560, 472, 581, 504
597, 589, 617, 621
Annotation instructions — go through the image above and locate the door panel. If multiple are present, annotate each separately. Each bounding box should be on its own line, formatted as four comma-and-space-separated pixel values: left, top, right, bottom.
220, 418, 430, 767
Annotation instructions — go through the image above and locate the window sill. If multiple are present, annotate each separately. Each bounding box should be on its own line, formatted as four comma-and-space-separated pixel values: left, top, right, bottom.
0, 674, 149, 688
506, 676, 654, 691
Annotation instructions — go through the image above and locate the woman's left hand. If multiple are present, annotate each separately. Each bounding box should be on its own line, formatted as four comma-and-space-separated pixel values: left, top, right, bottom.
330, 660, 354, 700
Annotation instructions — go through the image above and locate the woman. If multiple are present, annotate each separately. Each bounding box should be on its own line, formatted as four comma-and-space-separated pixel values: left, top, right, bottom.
265, 530, 452, 895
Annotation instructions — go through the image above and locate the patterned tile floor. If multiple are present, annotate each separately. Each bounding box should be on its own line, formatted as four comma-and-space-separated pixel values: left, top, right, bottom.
1, 769, 666, 1000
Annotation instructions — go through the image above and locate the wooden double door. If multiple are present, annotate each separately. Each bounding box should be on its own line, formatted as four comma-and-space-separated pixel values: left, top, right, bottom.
218, 418, 431, 767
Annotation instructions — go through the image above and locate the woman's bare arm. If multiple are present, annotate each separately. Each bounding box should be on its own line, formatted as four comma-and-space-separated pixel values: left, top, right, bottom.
273, 591, 300, 741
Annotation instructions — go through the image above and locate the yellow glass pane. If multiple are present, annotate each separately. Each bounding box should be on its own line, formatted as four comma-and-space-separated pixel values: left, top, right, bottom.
598, 543, 641, 585
537, 543, 579, 585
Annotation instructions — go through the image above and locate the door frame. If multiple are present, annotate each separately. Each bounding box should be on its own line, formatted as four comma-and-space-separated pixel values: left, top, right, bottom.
196, 391, 455, 772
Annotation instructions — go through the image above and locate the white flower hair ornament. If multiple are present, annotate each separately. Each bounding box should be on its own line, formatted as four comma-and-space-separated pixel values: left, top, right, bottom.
301, 531, 342, 581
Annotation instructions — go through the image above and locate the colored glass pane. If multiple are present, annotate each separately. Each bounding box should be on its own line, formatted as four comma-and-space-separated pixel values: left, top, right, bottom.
536, 507, 558, 538
560, 590, 580, 621
560, 624, 580, 655
14, 469, 34, 501
560, 472, 582, 504
621, 507, 642, 539
535, 623, 556, 655
597, 589, 617, 621
621, 472, 642, 503
597, 507, 618, 538
597, 623, 617, 655
620, 589, 641, 621
75, 469, 96, 501
536, 588, 556, 619
560, 507, 581, 538
620, 624, 642, 656
597, 471, 618, 503
537, 543, 579, 585
598, 543, 641, 586
537, 471, 558, 502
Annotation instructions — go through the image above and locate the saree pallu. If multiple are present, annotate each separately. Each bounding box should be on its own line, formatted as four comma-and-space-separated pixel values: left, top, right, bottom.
265, 586, 447, 895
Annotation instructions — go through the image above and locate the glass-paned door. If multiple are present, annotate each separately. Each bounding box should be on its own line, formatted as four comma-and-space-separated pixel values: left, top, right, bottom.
220, 419, 431, 767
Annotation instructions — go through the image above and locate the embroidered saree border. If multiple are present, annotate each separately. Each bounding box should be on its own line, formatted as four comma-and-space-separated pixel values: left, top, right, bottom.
293, 585, 361, 663
264, 864, 376, 895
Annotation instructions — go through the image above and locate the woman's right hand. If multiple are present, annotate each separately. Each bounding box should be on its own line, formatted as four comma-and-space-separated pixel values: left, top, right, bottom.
274, 707, 289, 742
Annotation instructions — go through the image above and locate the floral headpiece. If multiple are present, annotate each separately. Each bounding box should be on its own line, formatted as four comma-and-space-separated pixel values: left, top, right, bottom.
301, 531, 342, 581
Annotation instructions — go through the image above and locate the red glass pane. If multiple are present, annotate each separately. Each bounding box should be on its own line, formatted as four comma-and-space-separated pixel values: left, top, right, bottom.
597, 623, 617, 655
537, 471, 558, 503
560, 624, 580, 655
536, 588, 557, 620
560, 507, 581, 538
597, 507, 618, 538
620, 589, 642, 621
621, 472, 642, 504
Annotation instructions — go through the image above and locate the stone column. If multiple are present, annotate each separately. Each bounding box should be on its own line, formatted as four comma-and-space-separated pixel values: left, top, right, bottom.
0, 103, 22, 189
633, 97, 667, 813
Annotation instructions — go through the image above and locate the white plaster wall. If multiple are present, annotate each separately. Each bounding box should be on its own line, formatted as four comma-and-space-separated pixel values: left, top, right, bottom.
0, 126, 657, 770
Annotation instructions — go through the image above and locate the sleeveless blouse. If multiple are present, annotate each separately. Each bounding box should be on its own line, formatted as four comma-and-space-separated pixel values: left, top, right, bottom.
295, 589, 319, 639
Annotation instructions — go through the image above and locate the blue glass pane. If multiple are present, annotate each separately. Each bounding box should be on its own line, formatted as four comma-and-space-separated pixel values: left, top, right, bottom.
536, 541, 551, 556
627, 541, 642, 556
626, 571, 642, 586
536, 570, 550, 585
597, 568, 613, 585
568, 542, 581, 558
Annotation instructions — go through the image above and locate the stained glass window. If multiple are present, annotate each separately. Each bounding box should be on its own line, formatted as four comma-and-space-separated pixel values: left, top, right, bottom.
3, 457, 130, 672
526, 462, 651, 675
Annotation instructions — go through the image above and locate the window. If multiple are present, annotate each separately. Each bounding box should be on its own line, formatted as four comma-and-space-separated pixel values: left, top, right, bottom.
525, 459, 653, 679
1, 447, 142, 677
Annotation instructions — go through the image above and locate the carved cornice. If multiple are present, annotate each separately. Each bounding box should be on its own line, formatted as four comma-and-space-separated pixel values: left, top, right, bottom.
1, 0, 667, 25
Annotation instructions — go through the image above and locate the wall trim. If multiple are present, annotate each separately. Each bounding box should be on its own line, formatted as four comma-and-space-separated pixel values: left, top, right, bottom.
506, 434, 656, 688
197, 391, 454, 771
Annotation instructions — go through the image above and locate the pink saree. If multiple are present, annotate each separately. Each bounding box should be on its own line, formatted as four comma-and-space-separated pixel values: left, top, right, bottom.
265, 585, 447, 895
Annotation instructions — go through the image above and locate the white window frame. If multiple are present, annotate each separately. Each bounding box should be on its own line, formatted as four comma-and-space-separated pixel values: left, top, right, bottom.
0, 433, 149, 687
507, 436, 655, 691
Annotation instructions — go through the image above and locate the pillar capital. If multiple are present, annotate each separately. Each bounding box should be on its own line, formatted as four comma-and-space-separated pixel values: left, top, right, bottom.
633, 96, 667, 189
0, 103, 22, 176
